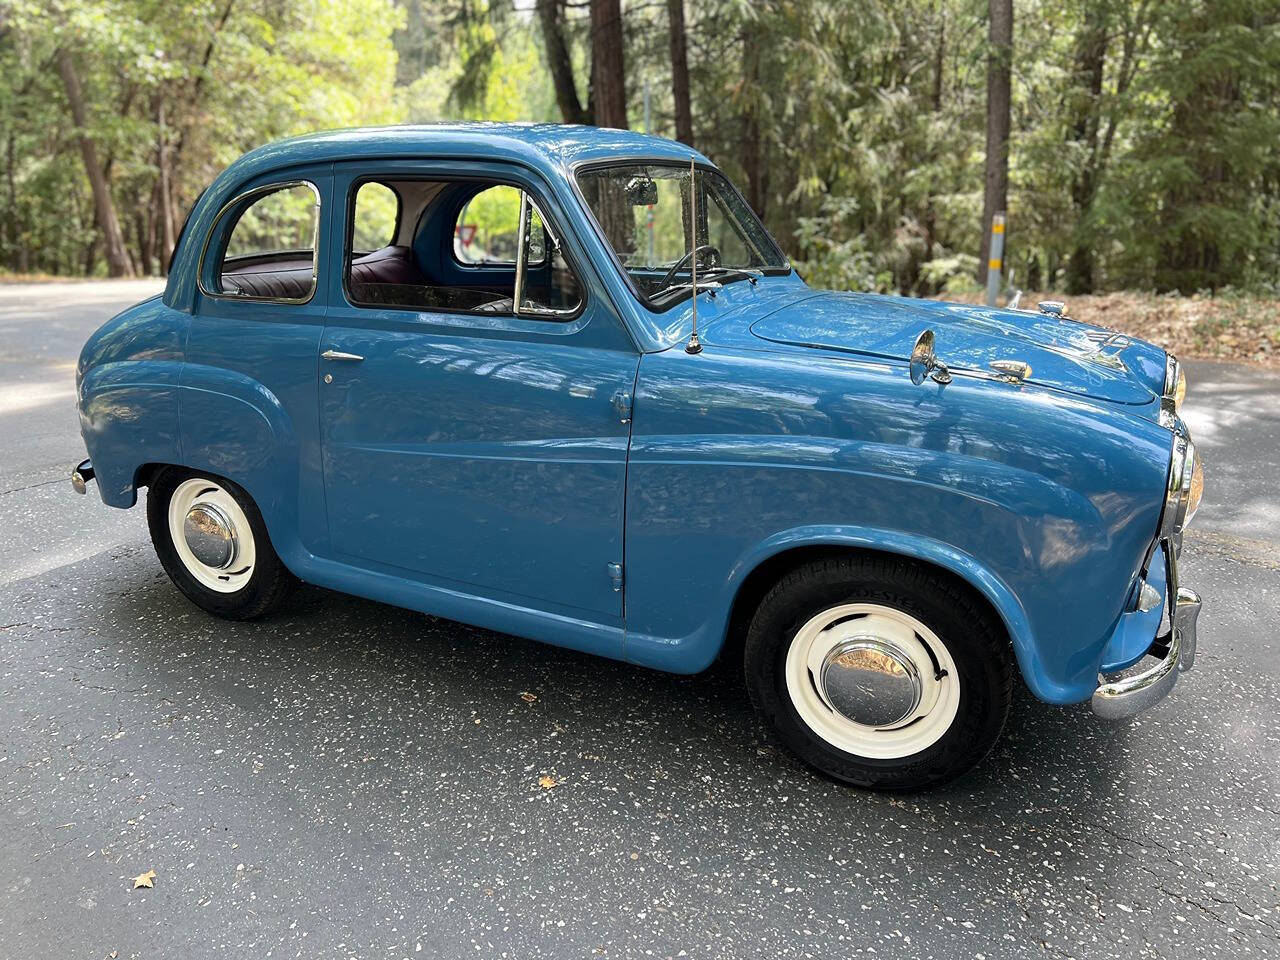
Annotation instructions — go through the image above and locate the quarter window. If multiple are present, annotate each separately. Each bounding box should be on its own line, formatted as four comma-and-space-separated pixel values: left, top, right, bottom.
352, 182, 399, 253
214, 182, 319, 301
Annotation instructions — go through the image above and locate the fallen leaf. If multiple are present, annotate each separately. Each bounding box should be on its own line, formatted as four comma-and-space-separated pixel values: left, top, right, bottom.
537, 775, 559, 790
519, 692, 538, 703
132, 869, 156, 889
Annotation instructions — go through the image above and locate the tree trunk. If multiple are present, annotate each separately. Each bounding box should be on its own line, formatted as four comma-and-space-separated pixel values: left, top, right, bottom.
4, 129, 16, 272
1065, 5, 1107, 295
919, 5, 946, 294
741, 22, 768, 219
56, 47, 134, 277
135, 208, 152, 277
156, 97, 177, 272
979, 0, 1012, 287
536, 0, 591, 125
666, 0, 693, 145
590, 0, 627, 129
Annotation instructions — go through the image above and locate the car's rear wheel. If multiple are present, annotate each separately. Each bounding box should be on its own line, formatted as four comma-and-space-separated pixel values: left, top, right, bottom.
744, 555, 1013, 790
146, 467, 295, 620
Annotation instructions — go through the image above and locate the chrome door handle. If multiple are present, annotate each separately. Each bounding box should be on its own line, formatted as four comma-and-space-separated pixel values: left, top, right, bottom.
322, 350, 364, 361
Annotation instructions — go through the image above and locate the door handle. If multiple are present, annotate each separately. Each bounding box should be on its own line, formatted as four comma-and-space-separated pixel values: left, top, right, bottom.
322, 350, 364, 361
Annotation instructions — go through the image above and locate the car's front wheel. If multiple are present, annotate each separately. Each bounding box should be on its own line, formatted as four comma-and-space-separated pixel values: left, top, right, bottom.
146, 467, 295, 620
744, 555, 1013, 790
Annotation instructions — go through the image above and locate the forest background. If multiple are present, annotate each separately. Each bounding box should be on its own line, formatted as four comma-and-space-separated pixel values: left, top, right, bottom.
3, 0, 1277, 362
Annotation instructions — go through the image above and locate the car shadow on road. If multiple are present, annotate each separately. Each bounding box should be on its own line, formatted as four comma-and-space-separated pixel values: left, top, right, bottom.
75, 561, 1135, 827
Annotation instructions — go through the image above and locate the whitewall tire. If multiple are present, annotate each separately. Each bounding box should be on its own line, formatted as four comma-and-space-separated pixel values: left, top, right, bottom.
147, 467, 294, 620
745, 554, 1013, 790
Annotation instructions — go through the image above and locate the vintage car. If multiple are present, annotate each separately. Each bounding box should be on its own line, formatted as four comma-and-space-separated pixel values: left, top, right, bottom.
72, 124, 1203, 790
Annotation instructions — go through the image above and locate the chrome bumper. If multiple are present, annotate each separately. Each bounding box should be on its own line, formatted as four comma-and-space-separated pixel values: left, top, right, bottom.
1091, 543, 1201, 720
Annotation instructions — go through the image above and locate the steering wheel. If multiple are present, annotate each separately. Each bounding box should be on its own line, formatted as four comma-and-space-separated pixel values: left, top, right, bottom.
657, 244, 721, 292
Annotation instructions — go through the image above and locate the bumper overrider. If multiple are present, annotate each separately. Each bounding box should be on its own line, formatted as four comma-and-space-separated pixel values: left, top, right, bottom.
1091, 545, 1201, 719
1092, 356, 1204, 719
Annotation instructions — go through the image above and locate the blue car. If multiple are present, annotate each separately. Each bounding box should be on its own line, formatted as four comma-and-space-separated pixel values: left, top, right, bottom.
72, 124, 1204, 789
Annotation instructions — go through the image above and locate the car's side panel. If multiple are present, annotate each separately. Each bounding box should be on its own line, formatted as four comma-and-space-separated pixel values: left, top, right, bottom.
76, 297, 187, 507
623, 345, 1171, 704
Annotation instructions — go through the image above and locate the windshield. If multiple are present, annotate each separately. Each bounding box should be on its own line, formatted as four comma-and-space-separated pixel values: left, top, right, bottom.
576, 162, 788, 308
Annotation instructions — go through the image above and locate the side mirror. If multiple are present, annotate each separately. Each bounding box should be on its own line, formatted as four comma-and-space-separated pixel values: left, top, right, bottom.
910, 329, 952, 386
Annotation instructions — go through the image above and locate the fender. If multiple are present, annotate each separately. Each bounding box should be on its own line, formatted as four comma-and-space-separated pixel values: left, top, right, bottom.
78, 360, 183, 508
176, 362, 303, 557
624, 523, 1045, 694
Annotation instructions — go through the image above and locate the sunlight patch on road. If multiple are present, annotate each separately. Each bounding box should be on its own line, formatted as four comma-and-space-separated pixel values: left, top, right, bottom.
0, 380, 74, 415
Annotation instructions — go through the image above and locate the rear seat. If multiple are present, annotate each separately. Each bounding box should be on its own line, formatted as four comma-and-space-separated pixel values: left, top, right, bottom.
221, 246, 511, 312
220, 246, 427, 300
349, 245, 428, 286
220, 267, 314, 300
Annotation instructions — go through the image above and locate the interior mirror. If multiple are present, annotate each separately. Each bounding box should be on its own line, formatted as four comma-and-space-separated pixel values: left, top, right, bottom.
624, 175, 659, 206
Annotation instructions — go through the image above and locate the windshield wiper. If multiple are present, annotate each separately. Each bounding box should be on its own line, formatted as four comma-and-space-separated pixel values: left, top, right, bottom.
702, 266, 761, 286
652, 279, 724, 302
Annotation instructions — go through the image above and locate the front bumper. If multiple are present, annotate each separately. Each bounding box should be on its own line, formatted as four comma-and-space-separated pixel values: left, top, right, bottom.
1091, 542, 1201, 719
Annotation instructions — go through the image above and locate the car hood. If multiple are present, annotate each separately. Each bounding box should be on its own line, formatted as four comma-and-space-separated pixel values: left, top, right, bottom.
744, 291, 1166, 406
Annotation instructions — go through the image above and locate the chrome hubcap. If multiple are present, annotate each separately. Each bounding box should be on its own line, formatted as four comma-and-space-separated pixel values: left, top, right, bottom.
182, 502, 238, 569
819, 637, 922, 728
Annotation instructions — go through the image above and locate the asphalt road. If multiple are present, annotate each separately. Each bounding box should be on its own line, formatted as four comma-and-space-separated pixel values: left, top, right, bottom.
1, 281, 1277, 960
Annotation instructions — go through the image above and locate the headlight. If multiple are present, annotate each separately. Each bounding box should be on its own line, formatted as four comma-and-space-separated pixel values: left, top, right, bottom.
1161, 436, 1203, 538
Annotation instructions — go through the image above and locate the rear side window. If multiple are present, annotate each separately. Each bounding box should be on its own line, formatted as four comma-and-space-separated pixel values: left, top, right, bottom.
212, 182, 320, 302
352, 182, 399, 253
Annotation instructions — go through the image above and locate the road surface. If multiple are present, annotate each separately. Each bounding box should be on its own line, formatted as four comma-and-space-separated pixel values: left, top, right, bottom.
1, 281, 1276, 959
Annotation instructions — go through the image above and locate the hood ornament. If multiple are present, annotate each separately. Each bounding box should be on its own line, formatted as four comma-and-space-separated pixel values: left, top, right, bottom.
990, 359, 1032, 384
1038, 300, 1067, 318
910, 330, 952, 386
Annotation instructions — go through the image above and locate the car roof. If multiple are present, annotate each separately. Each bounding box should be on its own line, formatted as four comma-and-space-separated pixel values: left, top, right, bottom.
224, 123, 712, 182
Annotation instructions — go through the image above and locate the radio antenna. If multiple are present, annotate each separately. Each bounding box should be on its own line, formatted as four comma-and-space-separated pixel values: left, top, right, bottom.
685, 156, 703, 355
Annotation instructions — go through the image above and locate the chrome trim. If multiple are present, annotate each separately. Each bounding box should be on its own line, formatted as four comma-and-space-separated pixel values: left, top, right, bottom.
1160, 435, 1197, 540
512, 189, 530, 316
70, 458, 94, 495
196, 179, 322, 305
321, 350, 364, 361
989, 359, 1032, 383
909, 329, 952, 385
819, 638, 923, 728
1159, 353, 1183, 425
1176, 588, 1200, 673
1092, 542, 1200, 719
183, 502, 239, 570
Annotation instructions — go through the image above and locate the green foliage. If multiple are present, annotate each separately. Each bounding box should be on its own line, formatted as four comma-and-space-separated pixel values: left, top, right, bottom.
3, 0, 1279, 292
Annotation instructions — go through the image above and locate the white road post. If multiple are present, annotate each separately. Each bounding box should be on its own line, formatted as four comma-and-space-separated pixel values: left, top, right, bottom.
985, 212, 1006, 307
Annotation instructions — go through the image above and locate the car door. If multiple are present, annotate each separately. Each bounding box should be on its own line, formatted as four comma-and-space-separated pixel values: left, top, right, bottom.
317, 160, 639, 626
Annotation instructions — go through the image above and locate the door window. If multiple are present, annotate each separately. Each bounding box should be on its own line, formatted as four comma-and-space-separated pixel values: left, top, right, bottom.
345, 177, 583, 319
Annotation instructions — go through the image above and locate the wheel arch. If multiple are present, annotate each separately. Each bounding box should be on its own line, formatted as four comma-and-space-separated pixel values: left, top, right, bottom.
717, 527, 1040, 696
